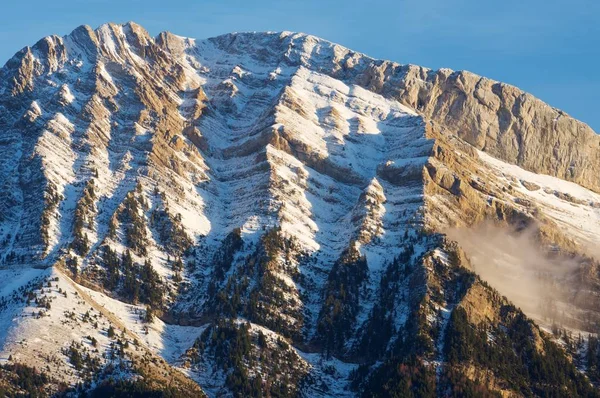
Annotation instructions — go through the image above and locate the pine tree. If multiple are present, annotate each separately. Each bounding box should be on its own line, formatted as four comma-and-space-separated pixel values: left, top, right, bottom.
121, 192, 148, 256
121, 250, 139, 303
317, 242, 368, 357
172, 258, 184, 272
108, 215, 118, 239
103, 246, 120, 290
140, 259, 162, 307
72, 180, 96, 255
144, 305, 154, 323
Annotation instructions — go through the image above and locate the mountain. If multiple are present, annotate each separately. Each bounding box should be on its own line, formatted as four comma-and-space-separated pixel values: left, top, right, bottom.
1, 21, 600, 397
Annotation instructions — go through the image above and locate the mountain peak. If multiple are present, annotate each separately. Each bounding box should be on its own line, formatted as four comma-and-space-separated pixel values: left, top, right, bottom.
1, 21, 600, 397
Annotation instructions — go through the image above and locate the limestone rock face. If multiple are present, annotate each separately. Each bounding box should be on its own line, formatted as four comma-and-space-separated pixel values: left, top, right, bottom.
394, 67, 600, 193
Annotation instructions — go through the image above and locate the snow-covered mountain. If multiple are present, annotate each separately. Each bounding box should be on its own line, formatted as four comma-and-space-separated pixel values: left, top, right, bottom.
1, 22, 600, 397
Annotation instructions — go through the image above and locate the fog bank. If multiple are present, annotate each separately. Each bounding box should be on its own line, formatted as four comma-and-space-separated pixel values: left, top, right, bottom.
446, 223, 587, 330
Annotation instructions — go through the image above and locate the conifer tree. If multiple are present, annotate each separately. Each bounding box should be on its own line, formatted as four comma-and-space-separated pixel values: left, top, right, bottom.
121, 250, 139, 302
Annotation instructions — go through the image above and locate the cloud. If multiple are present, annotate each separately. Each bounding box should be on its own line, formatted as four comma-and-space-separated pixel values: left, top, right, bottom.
446, 222, 592, 331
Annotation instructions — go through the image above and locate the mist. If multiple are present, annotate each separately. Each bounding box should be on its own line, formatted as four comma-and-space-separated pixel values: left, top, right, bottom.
445, 222, 593, 332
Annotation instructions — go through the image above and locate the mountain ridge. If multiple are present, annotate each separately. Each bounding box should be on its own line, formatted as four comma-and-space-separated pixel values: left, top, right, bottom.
0, 21, 600, 397
5, 21, 599, 194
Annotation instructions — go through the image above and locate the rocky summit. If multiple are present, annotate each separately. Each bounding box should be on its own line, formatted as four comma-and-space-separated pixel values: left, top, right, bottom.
1, 22, 600, 397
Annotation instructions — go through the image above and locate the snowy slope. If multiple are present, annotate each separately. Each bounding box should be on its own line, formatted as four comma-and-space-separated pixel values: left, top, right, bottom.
478, 150, 600, 250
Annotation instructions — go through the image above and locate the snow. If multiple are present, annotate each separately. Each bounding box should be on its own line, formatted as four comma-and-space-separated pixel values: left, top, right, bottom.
297, 351, 358, 397
0, 267, 46, 300
0, 268, 117, 383
0, 266, 206, 385
60, 84, 75, 104
79, 285, 205, 362
478, 150, 600, 249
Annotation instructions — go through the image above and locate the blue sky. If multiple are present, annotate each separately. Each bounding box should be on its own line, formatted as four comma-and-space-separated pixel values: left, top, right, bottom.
1, 0, 598, 131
